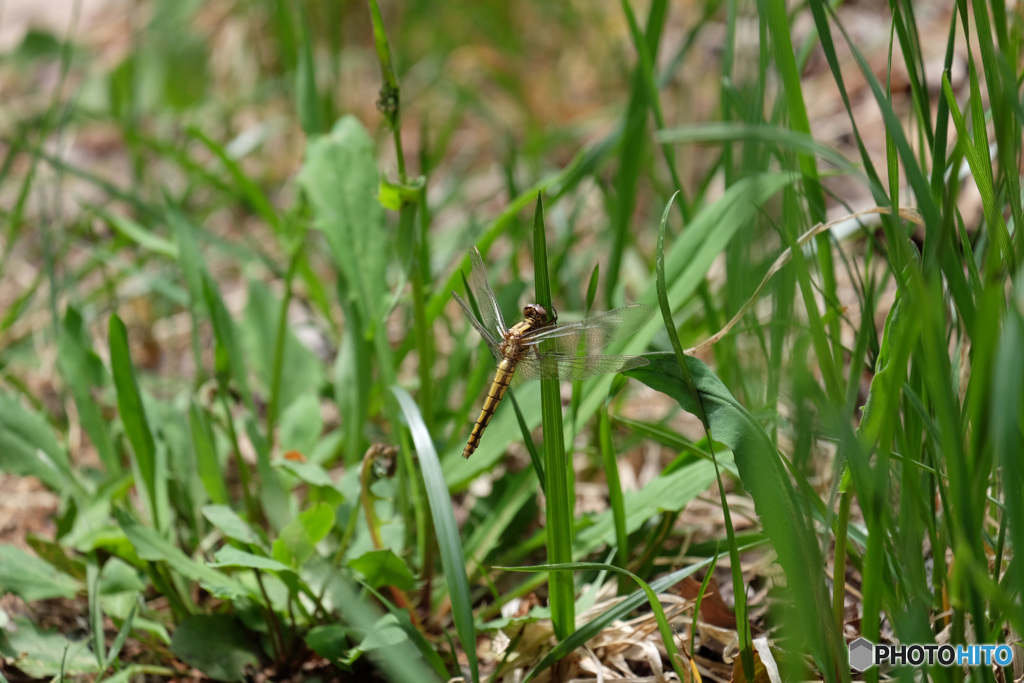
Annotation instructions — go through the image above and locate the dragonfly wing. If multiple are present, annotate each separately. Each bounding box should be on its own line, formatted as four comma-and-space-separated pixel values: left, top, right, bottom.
452, 290, 504, 360
526, 304, 654, 354
467, 246, 507, 339
515, 351, 650, 382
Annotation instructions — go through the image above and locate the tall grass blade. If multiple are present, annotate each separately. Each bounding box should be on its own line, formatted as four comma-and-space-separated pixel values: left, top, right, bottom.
532, 196, 576, 641
109, 314, 161, 529
58, 308, 119, 474
626, 353, 843, 679
597, 408, 629, 595
391, 387, 478, 683
654, 193, 754, 675
606, 0, 668, 307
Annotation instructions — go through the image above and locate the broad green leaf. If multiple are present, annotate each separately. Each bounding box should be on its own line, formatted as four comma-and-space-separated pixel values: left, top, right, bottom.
0, 617, 98, 677
276, 458, 336, 489
25, 534, 86, 580
98, 557, 146, 594
202, 505, 262, 547
169, 615, 261, 683
243, 279, 324, 413
114, 508, 245, 599
347, 549, 416, 591
271, 502, 334, 568
297, 116, 387, 333
348, 613, 408, 661
859, 295, 919, 448
0, 545, 81, 601
210, 546, 294, 574
0, 392, 76, 494
278, 392, 323, 456
305, 624, 350, 665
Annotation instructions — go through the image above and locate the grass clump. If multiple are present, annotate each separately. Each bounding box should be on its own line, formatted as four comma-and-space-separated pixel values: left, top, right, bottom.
0, 2, 1021, 682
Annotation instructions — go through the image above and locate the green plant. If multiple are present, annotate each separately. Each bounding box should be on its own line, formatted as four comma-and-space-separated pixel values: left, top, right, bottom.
0, 1, 1021, 682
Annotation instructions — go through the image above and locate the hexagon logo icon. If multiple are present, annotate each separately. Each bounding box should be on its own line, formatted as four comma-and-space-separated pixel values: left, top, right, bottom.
849, 637, 875, 671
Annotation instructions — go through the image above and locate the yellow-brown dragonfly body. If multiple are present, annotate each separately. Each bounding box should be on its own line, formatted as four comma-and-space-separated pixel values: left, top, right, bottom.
454, 247, 653, 459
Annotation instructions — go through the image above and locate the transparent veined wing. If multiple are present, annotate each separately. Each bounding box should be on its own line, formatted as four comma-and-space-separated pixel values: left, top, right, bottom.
523, 304, 654, 355
452, 290, 504, 361
466, 246, 507, 340
515, 351, 650, 382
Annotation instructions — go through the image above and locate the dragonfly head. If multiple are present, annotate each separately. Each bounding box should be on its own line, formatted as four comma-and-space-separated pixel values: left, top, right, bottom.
522, 303, 553, 325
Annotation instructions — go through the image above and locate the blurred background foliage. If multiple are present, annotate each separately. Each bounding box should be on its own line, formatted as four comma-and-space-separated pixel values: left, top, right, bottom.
1, 0, 1021, 682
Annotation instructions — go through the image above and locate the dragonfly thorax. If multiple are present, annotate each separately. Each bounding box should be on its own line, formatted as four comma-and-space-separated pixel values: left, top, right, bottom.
522, 303, 553, 324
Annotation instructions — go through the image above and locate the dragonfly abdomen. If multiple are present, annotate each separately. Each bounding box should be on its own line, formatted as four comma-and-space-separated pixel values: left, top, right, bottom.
463, 357, 519, 458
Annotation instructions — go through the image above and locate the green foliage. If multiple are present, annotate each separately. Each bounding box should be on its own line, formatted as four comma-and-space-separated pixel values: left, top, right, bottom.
0, 545, 81, 602
170, 615, 262, 683
0, 1, 1021, 681
0, 617, 99, 678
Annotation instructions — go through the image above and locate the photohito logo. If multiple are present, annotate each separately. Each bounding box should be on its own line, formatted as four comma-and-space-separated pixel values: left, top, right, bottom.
849, 638, 1014, 671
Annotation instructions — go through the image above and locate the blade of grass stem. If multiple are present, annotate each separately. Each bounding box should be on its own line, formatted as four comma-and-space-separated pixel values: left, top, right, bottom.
532, 196, 575, 642
109, 314, 161, 529
655, 193, 754, 675
597, 407, 629, 595
606, 0, 669, 307
391, 387, 478, 683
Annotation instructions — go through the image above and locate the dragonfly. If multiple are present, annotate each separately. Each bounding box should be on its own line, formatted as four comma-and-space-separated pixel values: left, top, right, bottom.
453, 246, 654, 459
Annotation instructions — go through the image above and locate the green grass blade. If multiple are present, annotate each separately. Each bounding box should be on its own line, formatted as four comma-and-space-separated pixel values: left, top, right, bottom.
86, 553, 106, 671
391, 386, 478, 683
606, 0, 668, 307
993, 277, 1024, 626
202, 272, 254, 411
104, 603, 137, 669
597, 407, 629, 595
109, 314, 160, 529
967, 0, 1023, 267
187, 402, 230, 506
532, 196, 575, 641
186, 127, 281, 234
58, 307, 119, 474
655, 193, 754, 675
626, 353, 843, 679
508, 390, 544, 491
941, 68, 1014, 275
294, 2, 323, 136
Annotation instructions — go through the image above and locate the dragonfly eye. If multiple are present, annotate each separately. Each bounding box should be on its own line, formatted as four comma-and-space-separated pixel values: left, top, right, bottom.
523, 304, 549, 323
